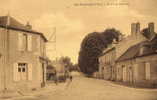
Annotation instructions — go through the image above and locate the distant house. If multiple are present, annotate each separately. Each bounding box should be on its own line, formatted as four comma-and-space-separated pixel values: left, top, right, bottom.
52, 60, 66, 74
0, 15, 47, 92
99, 44, 116, 80
51, 59, 70, 81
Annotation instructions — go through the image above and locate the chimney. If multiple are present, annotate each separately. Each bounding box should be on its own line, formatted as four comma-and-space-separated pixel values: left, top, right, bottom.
26, 22, 32, 29
131, 23, 136, 36
136, 22, 140, 33
131, 22, 140, 36
6, 15, 10, 26
148, 22, 154, 33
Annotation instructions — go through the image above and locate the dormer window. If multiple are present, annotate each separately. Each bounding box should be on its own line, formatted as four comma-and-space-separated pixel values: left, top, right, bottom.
140, 46, 144, 55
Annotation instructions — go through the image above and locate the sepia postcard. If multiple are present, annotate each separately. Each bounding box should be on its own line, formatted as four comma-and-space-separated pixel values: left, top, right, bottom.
0, 0, 157, 100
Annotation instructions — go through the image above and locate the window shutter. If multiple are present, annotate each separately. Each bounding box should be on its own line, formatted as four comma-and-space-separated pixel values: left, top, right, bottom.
18, 33, 23, 51
28, 63, 33, 81
145, 62, 150, 80
27, 35, 32, 51
13, 63, 19, 81
133, 64, 138, 81
36, 36, 40, 52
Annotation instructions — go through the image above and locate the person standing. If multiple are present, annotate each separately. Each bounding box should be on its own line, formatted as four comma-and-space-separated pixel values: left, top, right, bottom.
54, 70, 58, 85
69, 75, 73, 82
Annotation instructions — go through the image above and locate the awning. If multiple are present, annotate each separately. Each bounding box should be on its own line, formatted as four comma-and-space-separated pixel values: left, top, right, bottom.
39, 56, 49, 62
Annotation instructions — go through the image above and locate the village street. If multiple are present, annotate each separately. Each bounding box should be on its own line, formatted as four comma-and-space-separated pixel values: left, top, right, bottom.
1, 73, 157, 100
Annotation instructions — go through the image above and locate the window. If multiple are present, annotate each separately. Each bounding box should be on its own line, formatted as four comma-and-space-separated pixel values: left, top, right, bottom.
18, 67, 21, 72
13, 63, 32, 81
18, 63, 28, 81
18, 33, 32, 51
23, 34, 28, 50
36, 36, 40, 52
102, 67, 104, 70
145, 62, 151, 80
22, 67, 26, 72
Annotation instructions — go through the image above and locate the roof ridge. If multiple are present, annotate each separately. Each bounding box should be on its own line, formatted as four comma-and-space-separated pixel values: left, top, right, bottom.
0, 15, 47, 42
116, 41, 148, 62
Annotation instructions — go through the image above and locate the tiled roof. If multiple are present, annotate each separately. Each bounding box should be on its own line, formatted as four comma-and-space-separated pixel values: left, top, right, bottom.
0, 16, 47, 42
117, 40, 157, 62
99, 47, 115, 57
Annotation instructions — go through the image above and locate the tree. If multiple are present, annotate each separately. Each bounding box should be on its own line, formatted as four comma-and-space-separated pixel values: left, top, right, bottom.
78, 28, 122, 75
59, 56, 73, 69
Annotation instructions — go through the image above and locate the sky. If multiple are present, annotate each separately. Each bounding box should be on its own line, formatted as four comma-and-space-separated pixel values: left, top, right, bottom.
0, 0, 157, 63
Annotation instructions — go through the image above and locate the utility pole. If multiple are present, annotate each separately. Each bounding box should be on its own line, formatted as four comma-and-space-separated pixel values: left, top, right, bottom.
4, 13, 10, 91
46, 27, 57, 59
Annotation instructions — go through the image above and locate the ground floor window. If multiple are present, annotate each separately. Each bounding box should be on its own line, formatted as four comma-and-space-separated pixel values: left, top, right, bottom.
18, 63, 28, 81
13, 63, 32, 81
145, 62, 151, 80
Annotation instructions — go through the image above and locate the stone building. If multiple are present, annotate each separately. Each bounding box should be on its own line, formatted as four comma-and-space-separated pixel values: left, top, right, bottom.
115, 22, 157, 87
98, 22, 147, 80
99, 22, 157, 87
0, 16, 47, 92
99, 44, 116, 80
51, 58, 70, 80
116, 38, 157, 87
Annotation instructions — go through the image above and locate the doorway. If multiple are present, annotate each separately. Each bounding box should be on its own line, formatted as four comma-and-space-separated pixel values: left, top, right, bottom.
41, 63, 45, 87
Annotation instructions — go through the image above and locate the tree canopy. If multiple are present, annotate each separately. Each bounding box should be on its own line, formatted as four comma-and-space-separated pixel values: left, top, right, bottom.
55, 56, 80, 72
78, 28, 122, 75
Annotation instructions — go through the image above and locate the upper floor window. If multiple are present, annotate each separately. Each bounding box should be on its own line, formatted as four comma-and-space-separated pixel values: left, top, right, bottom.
18, 33, 32, 51
13, 63, 33, 81
23, 34, 28, 51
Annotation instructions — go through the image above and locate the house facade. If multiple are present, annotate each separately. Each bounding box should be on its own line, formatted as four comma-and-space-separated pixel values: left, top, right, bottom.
50, 58, 71, 82
0, 16, 47, 92
115, 22, 157, 86
98, 22, 146, 81
116, 39, 157, 87
99, 44, 116, 80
